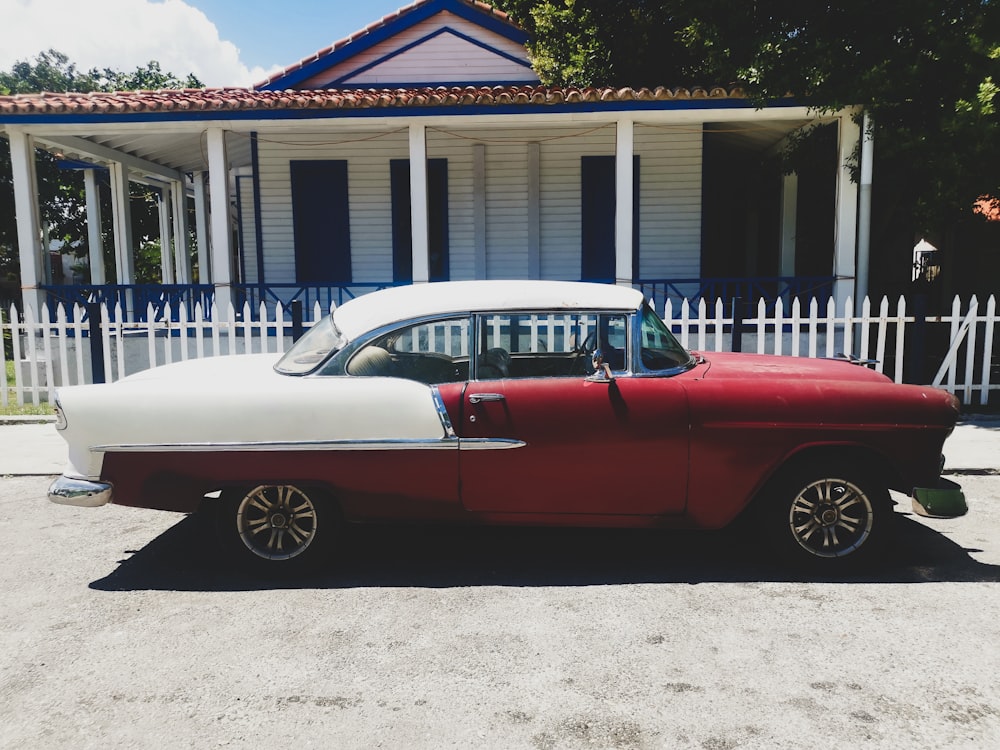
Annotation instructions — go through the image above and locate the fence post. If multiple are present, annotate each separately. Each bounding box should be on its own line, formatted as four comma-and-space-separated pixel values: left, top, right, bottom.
908, 294, 927, 384
291, 300, 304, 342
731, 297, 743, 353
87, 303, 105, 384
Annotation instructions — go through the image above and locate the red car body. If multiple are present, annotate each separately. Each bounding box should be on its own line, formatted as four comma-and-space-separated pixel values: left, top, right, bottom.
49, 281, 965, 570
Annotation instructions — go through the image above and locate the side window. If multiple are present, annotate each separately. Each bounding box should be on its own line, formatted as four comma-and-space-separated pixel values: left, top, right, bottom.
346, 316, 471, 384
476, 312, 628, 379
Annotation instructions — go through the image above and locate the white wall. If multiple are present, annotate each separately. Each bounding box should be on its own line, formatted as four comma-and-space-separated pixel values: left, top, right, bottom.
255, 130, 409, 284
634, 124, 703, 279
301, 11, 537, 87
237, 176, 258, 283
253, 121, 704, 285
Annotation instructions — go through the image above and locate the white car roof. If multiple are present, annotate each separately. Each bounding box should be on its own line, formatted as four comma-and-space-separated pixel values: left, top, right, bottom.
332, 280, 645, 340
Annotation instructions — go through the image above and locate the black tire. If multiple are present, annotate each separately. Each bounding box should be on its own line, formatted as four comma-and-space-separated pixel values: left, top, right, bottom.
762, 459, 891, 570
218, 484, 340, 573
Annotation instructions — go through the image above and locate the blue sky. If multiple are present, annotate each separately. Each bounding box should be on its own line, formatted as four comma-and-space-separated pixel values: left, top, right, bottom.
188, 0, 413, 73
1, 0, 421, 87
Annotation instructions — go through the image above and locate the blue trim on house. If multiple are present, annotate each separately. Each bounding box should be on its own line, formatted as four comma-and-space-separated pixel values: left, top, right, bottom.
581, 155, 639, 281
290, 160, 352, 283
235, 175, 248, 283
389, 159, 413, 282
258, 0, 529, 91
331, 26, 532, 86
2, 97, 794, 127
56, 159, 108, 171
389, 158, 450, 282
331, 79, 539, 89
250, 132, 265, 289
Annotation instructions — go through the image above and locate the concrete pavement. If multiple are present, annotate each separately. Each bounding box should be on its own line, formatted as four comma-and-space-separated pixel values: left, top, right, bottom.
1, 414, 998, 477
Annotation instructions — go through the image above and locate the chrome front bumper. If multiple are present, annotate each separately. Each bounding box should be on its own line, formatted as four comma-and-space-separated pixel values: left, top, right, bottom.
911, 477, 967, 518
48, 475, 113, 507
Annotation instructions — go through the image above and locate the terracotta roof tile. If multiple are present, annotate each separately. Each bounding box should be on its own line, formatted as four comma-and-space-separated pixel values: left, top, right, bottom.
0, 85, 747, 118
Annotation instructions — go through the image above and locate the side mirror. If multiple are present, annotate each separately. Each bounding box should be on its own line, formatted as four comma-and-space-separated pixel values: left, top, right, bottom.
585, 348, 615, 383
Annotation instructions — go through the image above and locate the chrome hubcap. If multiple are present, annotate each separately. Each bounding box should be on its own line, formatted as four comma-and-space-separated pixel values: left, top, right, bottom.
236, 485, 317, 561
788, 478, 874, 558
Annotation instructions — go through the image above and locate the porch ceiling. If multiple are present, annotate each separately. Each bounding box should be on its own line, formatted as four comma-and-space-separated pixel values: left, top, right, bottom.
24, 116, 818, 179
704, 119, 819, 153
35, 130, 254, 175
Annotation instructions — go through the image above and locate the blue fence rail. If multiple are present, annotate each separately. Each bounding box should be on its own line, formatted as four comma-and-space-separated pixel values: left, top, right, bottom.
38, 276, 837, 323
233, 283, 402, 315
637, 276, 837, 316
40, 284, 215, 322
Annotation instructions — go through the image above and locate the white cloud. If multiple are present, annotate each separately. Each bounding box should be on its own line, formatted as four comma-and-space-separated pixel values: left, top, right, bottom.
0, 0, 270, 87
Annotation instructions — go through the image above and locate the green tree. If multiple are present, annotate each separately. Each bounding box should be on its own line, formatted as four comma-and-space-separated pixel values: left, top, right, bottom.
496, 1, 1000, 234
0, 51, 202, 290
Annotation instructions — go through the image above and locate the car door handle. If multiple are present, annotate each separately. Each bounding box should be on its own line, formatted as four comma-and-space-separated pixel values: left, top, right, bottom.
469, 392, 505, 404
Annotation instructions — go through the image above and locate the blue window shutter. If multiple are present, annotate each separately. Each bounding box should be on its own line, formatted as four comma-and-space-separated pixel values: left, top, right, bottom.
390, 158, 449, 283
581, 155, 640, 282
390, 160, 413, 282
290, 160, 351, 283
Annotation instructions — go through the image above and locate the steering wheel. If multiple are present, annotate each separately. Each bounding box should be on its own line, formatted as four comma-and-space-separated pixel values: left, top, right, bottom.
570, 331, 598, 375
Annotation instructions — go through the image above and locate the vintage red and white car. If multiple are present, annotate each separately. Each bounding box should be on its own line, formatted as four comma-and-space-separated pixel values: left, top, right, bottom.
49, 280, 967, 571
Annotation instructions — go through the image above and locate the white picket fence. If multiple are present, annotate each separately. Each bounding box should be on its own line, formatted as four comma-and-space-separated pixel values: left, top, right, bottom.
2, 294, 998, 408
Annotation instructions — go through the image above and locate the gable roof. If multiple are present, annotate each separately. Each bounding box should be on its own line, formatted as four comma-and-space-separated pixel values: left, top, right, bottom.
256, 0, 535, 91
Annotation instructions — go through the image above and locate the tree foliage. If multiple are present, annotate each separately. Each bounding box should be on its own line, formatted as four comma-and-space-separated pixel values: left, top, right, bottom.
496, 0, 1000, 231
0, 51, 202, 286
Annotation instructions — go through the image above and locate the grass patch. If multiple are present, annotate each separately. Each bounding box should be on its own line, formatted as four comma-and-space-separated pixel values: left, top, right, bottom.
2, 360, 55, 416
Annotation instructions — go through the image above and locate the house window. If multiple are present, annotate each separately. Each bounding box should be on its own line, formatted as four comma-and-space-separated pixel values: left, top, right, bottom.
580, 155, 640, 281
390, 159, 450, 282
290, 160, 352, 283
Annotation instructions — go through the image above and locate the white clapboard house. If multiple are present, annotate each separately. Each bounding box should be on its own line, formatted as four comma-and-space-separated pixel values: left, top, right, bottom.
0, 0, 873, 321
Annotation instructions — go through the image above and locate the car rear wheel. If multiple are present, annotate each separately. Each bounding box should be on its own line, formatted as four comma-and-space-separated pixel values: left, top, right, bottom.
220, 484, 339, 571
764, 461, 891, 569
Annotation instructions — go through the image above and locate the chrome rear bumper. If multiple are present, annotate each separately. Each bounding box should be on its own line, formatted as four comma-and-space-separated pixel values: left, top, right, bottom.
48, 475, 113, 507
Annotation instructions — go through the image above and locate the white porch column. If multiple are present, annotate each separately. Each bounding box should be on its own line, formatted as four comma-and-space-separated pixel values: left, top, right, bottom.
472, 143, 486, 279
7, 129, 45, 314
779, 173, 798, 277
171, 180, 191, 284
833, 112, 861, 308
408, 123, 429, 284
856, 112, 874, 312
83, 169, 106, 285
108, 161, 135, 285
206, 129, 233, 311
192, 171, 210, 283
527, 142, 541, 279
158, 187, 174, 283
615, 118, 634, 286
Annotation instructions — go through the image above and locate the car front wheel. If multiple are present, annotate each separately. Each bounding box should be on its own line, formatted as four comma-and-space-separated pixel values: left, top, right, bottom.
765, 461, 891, 569
221, 484, 339, 571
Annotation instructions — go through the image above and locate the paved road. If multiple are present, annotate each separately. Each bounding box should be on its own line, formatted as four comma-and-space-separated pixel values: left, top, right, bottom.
1, 470, 998, 749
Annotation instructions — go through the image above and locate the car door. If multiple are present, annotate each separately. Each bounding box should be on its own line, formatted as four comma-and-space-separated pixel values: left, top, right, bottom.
455, 311, 690, 516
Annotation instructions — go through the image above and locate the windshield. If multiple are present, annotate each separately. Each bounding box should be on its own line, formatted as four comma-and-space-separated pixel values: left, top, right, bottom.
274, 317, 345, 375
639, 305, 694, 371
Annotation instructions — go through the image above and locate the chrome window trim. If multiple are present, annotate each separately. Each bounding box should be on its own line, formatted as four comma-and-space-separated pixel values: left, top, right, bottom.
316, 311, 475, 377
471, 308, 635, 381
430, 385, 457, 438
630, 302, 697, 378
